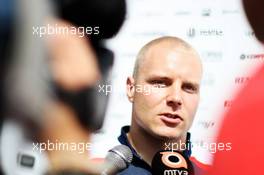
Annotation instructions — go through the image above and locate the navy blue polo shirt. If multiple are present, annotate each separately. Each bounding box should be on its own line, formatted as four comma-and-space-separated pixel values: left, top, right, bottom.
117, 126, 199, 175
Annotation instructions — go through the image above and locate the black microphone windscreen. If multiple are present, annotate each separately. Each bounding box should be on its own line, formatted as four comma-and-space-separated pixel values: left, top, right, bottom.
151, 150, 194, 175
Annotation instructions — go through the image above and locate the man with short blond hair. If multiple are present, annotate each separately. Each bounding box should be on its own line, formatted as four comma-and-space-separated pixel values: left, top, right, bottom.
117, 36, 207, 174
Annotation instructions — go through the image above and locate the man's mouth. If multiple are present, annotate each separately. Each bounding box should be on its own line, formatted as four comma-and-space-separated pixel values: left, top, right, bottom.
159, 113, 183, 124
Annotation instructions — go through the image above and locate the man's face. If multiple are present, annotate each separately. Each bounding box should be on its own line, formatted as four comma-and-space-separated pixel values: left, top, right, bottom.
127, 43, 202, 140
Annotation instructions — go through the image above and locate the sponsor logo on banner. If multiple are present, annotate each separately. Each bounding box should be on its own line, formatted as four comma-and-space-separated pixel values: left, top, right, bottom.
244, 30, 255, 37
187, 28, 196, 38
201, 51, 223, 63
174, 11, 191, 16
222, 9, 240, 15
133, 31, 167, 37
197, 121, 215, 129
201, 8, 212, 17
240, 53, 264, 60
224, 100, 233, 108
140, 12, 164, 17
201, 75, 215, 86
235, 76, 250, 84
187, 28, 223, 38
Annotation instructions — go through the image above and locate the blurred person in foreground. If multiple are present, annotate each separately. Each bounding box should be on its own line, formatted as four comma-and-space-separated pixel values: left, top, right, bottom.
206, 0, 264, 174
0, 0, 126, 174
40, 19, 102, 174
117, 36, 208, 174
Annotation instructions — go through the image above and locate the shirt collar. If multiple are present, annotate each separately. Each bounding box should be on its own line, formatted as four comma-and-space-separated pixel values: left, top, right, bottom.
118, 125, 192, 159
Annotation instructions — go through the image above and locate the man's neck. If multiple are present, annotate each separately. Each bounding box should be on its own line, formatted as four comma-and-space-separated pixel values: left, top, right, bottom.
128, 124, 187, 165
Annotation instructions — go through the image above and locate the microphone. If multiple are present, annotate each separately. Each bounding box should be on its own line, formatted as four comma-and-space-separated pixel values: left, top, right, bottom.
151, 150, 194, 175
101, 145, 133, 175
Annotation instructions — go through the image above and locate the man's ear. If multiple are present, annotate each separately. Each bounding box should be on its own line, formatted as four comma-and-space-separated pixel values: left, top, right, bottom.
126, 76, 135, 102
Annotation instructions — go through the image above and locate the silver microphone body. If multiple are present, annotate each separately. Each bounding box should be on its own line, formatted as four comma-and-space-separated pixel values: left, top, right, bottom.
101, 145, 133, 175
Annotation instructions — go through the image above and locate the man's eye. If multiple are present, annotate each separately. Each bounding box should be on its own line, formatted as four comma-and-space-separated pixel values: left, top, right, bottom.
182, 84, 198, 93
151, 80, 166, 88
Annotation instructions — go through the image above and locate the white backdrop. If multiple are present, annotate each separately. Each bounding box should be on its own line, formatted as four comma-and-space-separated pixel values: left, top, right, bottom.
91, 0, 264, 164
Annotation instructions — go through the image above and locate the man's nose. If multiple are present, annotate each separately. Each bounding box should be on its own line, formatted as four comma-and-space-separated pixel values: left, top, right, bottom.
166, 83, 183, 108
